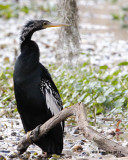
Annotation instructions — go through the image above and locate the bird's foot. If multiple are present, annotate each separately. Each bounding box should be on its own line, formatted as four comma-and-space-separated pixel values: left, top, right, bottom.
42, 152, 48, 158
42, 151, 51, 158
34, 124, 41, 137
36, 152, 50, 159
30, 124, 42, 142
26, 131, 33, 144
25, 125, 41, 145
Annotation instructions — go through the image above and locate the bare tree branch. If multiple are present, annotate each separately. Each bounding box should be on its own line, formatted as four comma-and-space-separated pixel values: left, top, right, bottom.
17, 103, 128, 157
76, 103, 128, 157
17, 103, 77, 154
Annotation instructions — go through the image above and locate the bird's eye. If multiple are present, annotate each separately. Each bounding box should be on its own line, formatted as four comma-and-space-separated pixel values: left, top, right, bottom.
43, 22, 47, 25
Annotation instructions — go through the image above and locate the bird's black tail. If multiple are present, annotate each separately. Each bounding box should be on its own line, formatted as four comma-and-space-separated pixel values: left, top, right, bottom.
35, 124, 63, 154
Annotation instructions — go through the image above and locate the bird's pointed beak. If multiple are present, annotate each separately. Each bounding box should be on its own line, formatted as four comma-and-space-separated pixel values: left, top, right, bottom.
44, 23, 70, 28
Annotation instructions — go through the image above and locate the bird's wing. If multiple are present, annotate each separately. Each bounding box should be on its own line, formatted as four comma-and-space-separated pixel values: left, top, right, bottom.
40, 79, 63, 116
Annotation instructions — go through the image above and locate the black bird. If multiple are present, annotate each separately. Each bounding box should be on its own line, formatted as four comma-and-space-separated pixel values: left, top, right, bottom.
13, 20, 68, 155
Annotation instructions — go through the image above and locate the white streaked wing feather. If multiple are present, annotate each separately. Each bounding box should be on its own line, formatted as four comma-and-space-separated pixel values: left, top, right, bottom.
45, 88, 60, 115
40, 79, 62, 113
40, 79, 63, 128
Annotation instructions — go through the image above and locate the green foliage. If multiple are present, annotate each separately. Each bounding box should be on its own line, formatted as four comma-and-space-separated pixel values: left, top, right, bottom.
20, 6, 29, 14
0, 4, 29, 19
112, 13, 120, 20
1, 61, 128, 119
111, 3, 128, 28
118, 61, 128, 66
0, 2, 56, 19
48, 62, 128, 118
0, 4, 19, 19
0, 66, 16, 117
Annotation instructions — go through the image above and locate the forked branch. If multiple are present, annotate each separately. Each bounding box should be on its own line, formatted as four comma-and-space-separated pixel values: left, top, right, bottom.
17, 103, 128, 157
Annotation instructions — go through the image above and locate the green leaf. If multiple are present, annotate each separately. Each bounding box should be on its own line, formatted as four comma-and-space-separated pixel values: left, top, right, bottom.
89, 81, 97, 89
100, 65, 108, 70
0, 4, 10, 10
80, 52, 86, 55
112, 69, 121, 76
74, 83, 82, 91
111, 106, 122, 113
82, 62, 89, 66
104, 75, 113, 81
21, 6, 29, 14
2, 95, 12, 102
63, 89, 68, 94
112, 13, 120, 20
63, 102, 70, 108
106, 96, 113, 103
78, 93, 87, 102
118, 61, 128, 66
112, 79, 118, 85
96, 95, 106, 104
104, 87, 115, 96
114, 98, 125, 108
84, 96, 92, 104
14, 108, 18, 112
72, 92, 79, 98
96, 106, 103, 114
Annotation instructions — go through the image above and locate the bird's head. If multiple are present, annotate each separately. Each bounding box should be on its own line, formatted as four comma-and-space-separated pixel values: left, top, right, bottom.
21, 20, 69, 42
24, 20, 69, 31
25, 20, 69, 30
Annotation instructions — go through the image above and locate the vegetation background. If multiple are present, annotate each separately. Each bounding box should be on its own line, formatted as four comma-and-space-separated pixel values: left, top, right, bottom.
0, 0, 128, 159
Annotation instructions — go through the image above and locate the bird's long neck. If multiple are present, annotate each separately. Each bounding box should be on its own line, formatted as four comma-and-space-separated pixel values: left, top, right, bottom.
18, 40, 40, 74
19, 25, 40, 72
20, 24, 36, 42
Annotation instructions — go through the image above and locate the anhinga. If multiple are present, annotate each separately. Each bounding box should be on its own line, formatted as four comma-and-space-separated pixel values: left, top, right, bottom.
13, 20, 68, 155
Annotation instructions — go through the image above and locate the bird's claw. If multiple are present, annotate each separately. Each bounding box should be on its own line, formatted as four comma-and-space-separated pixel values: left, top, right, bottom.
42, 152, 48, 158
34, 124, 41, 137
26, 131, 33, 144
26, 125, 41, 144
29, 124, 42, 142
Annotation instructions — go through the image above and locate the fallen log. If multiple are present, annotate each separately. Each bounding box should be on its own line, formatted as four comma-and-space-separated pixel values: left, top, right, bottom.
17, 102, 128, 157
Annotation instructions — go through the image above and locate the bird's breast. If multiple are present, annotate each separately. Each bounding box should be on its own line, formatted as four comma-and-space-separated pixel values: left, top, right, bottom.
14, 73, 46, 113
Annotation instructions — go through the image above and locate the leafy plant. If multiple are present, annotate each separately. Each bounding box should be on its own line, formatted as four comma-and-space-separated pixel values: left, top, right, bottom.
48, 62, 128, 120
1, 61, 128, 120
0, 2, 56, 19
0, 66, 16, 117
20, 6, 29, 14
